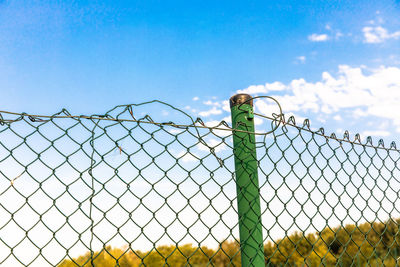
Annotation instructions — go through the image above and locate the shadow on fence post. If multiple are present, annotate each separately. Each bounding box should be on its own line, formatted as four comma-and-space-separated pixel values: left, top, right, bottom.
230, 94, 264, 266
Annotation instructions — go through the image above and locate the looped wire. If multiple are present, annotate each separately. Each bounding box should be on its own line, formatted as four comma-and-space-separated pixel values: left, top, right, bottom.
343, 130, 350, 141
366, 136, 373, 145
354, 133, 361, 143
0, 96, 398, 151
0, 96, 400, 266
287, 116, 296, 125
302, 119, 311, 130
195, 117, 206, 126
0, 112, 4, 126
378, 139, 385, 148
316, 127, 325, 135
390, 141, 397, 149
236, 95, 284, 135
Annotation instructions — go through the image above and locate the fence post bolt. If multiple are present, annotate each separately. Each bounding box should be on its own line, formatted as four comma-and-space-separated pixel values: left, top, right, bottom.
230, 94, 264, 266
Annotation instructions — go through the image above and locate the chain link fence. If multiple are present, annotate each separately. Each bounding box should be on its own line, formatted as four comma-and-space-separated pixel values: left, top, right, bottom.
0, 96, 400, 266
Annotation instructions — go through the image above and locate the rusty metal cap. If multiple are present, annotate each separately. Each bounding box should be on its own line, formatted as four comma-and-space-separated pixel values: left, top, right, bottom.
229, 94, 253, 108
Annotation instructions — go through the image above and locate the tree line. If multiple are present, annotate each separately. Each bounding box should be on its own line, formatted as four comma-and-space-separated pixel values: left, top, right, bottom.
59, 218, 400, 266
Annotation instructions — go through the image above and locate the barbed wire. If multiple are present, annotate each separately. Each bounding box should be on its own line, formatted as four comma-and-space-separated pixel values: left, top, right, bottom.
1, 96, 400, 266
0, 97, 398, 152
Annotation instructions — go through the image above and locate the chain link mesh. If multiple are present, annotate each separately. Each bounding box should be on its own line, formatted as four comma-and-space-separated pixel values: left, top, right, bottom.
0, 101, 399, 266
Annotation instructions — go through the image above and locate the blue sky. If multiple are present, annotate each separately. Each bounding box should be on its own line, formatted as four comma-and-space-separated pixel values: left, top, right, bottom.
2, 2, 400, 265
1, 0, 400, 142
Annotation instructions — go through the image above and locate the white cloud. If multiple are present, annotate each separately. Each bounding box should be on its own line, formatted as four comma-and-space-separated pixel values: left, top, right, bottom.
335, 31, 343, 39
177, 151, 198, 163
192, 96, 199, 101
254, 117, 263, 126
222, 100, 230, 112
362, 26, 400, 43
377, 121, 389, 130
317, 116, 326, 123
193, 65, 400, 137
198, 106, 223, 117
204, 120, 221, 127
368, 16, 384, 25
352, 108, 368, 118
296, 56, 306, 63
203, 100, 224, 107
265, 82, 286, 91
323, 24, 343, 40
333, 115, 342, 121
168, 128, 184, 135
203, 100, 215, 106
308, 33, 329, 42
360, 130, 390, 137
238, 82, 286, 95
238, 65, 400, 131
254, 99, 280, 118
237, 85, 267, 94
222, 116, 231, 123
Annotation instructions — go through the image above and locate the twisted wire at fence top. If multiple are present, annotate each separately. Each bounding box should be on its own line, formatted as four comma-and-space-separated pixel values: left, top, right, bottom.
0, 97, 398, 151
0, 98, 400, 266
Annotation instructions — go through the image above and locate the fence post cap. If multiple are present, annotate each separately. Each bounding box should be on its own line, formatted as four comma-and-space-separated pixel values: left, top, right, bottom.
230, 94, 253, 108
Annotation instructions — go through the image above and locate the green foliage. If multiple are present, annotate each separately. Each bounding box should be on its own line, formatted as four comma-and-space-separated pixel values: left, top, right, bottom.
59, 219, 400, 266
265, 218, 400, 266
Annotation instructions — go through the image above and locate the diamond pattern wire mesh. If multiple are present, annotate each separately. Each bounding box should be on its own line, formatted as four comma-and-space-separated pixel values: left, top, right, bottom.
0, 102, 400, 266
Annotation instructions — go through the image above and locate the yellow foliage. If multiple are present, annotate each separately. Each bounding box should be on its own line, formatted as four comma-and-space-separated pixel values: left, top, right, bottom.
59, 218, 400, 266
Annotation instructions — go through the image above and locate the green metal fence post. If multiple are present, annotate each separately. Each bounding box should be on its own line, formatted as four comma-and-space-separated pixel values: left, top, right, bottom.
230, 94, 264, 266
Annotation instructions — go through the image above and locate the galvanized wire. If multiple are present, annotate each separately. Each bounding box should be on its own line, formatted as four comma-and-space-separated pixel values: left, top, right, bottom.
0, 99, 399, 266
